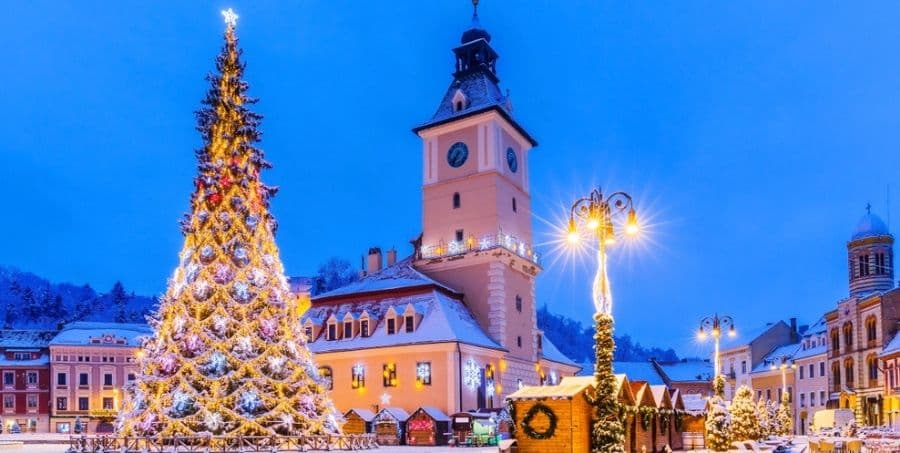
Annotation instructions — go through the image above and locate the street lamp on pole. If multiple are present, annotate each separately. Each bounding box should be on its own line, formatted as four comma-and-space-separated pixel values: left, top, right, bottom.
697, 314, 736, 379
566, 188, 639, 315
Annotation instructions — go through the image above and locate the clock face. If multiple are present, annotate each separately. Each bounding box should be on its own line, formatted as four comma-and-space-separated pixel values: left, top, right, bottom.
447, 142, 469, 168
506, 147, 518, 173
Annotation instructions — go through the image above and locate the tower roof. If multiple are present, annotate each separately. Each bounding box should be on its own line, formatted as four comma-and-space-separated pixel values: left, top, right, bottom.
851, 207, 891, 241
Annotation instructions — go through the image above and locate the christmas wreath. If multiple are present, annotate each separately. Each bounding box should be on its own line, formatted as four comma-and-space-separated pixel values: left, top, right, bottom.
521, 403, 558, 439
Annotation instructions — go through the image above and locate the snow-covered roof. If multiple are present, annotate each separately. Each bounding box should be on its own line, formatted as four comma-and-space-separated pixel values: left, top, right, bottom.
375, 407, 410, 422
416, 406, 450, 422
882, 332, 900, 358
314, 257, 457, 300
681, 393, 708, 415
541, 337, 578, 367
507, 376, 595, 400
650, 385, 672, 409
50, 322, 151, 347
752, 342, 801, 373
613, 361, 665, 385
345, 408, 376, 422
0, 352, 49, 367
302, 289, 502, 353
658, 359, 713, 382
0, 330, 57, 348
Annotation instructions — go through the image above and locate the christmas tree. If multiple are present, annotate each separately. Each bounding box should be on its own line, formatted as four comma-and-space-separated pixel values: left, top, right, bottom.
730, 385, 759, 441
118, 9, 340, 437
775, 392, 793, 436
756, 399, 772, 439
587, 313, 626, 453
705, 375, 731, 451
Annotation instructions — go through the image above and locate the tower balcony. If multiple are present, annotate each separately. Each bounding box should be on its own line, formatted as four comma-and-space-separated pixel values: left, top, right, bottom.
420, 230, 540, 266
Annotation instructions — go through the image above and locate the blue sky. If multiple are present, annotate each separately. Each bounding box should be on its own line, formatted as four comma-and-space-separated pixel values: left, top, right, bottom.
1, 1, 898, 356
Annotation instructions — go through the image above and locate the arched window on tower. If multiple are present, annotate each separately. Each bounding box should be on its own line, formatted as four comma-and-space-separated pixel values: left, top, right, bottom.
453, 192, 461, 209
843, 322, 854, 349
832, 362, 841, 391
859, 254, 871, 277
867, 354, 879, 385
831, 329, 840, 354
844, 358, 855, 386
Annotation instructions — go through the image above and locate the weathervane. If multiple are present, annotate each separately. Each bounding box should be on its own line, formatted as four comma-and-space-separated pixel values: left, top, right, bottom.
221, 8, 239, 28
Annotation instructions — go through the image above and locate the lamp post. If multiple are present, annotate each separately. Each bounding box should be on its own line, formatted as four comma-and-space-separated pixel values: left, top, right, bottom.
565, 187, 639, 451
697, 314, 736, 379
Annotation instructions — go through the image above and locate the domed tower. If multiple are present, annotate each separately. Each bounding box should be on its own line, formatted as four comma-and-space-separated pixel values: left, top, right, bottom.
848, 205, 894, 296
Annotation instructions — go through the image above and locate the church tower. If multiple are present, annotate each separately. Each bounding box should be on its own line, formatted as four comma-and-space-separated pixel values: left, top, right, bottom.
412, 3, 543, 393
848, 206, 894, 296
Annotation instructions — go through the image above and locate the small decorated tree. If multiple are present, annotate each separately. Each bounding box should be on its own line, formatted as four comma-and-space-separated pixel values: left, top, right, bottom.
730, 385, 759, 441
705, 375, 731, 451
776, 392, 793, 436
756, 399, 771, 439
766, 400, 780, 436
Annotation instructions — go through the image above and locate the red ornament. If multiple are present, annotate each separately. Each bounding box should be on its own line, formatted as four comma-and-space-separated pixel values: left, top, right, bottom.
220, 175, 231, 188
208, 193, 222, 204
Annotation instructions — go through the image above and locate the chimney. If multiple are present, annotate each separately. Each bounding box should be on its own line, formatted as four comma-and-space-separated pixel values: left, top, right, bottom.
790, 317, 798, 342
386, 248, 397, 267
367, 247, 383, 275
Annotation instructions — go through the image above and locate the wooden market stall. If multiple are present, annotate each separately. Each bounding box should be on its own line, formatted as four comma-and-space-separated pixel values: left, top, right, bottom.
506, 376, 595, 453
629, 381, 658, 453
615, 374, 638, 453
405, 406, 451, 446
668, 390, 686, 450
679, 393, 708, 450
373, 407, 409, 446
450, 411, 496, 446
650, 385, 673, 453
342, 408, 375, 435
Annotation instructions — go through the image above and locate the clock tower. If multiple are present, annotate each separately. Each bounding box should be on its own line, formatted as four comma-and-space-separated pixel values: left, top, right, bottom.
412, 5, 544, 393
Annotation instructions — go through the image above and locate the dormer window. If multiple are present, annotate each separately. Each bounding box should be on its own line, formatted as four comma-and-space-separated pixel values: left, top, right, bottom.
304, 326, 313, 341
361, 319, 370, 337
387, 318, 396, 335
405, 316, 414, 333
343, 322, 353, 339
327, 323, 337, 341
452, 89, 467, 112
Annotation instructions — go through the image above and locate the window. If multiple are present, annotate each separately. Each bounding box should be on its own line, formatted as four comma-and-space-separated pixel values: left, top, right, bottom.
3, 394, 13, 410
859, 254, 871, 277
304, 326, 313, 341
512, 197, 517, 212
343, 322, 352, 339
875, 253, 887, 275
57, 373, 66, 386
25, 371, 37, 386
766, 389, 772, 401
103, 373, 113, 387
810, 392, 816, 407
799, 366, 804, 379
360, 320, 369, 337
26, 394, 37, 410
383, 363, 397, 387
455, 229, 464, 242
3, 372, 14, 386
537, 334, 543, 350
416, 362, 432, 386
56, 397, 68, 411
809, 364, 814, 379
387, 318, 396, 335
79, 373, 89, 387
405, 316, 414, 333
127, 373, 136, 382
351, 365, 365, 389
832, 362, 842, 388
741, 361, 747, 374
517, 336, 522, 347
777, 388, 783, 402
757, 390, 762, 400
13, 352, 32, 360
843, 322, 853, 349
820, 391, 826, 404
102, 397, 114, 410
318, 366, 333, 390
455, 101, 463, 112
78, 397, 89, 411
820, 362, 825, 377
868, 355, 879, 382
787, 386, 792, 402
327, 323, 336, 341
56, 423, 70, 434
453, 192, 460, 209
831, 329, 840, 354
845, 359, 855, 385
866, 316, 877, 342
892, 367, 897, 389
800, 393, 806, 407
515, 295, 522, 313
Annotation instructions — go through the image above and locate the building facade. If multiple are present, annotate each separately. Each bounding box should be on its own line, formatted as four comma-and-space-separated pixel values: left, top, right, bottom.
793, 318, 828, 434
48, 322, 149, 434
719, 320, 798, 400
0, 330, 55, 433
825, 210, 897, 426
297, 8, 579, 418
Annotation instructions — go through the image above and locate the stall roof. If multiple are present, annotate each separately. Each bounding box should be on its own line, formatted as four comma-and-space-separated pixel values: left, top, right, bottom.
417, 406, 450, 422
507, 376, 594, 400
345, 408, 376, 422
376, 407, 410, 421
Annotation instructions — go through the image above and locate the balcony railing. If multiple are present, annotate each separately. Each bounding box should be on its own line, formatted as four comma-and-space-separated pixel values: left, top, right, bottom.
420, 230, 540, 266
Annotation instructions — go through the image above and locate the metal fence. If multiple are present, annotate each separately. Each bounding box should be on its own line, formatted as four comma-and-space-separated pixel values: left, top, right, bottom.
68, 434, 378, 452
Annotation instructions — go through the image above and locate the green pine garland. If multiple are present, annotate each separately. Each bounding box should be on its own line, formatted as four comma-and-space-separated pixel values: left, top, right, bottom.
521, 403, 558, 440
588, 313, 626, 453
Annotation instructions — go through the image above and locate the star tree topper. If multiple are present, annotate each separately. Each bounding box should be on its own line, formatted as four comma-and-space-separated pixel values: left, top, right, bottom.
222, 8, 239, 28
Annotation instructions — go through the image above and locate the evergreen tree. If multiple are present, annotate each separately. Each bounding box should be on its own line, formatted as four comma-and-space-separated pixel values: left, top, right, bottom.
21, 288, 39, 322
756, 399, 771, 439
705, 375, 731, 451
110, 281, 130, 323
314, 257, 357, 295
776, 392, 793, 435
118, 13, 339, 437
586, 313, 625, 453
730, 385, 759, 441
3, 298, 16, 329
766, 400, 780, 436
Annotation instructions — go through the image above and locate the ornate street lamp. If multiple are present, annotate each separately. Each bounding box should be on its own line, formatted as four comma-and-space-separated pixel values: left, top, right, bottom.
697, 314, 736, 380
565, 187, 639, 452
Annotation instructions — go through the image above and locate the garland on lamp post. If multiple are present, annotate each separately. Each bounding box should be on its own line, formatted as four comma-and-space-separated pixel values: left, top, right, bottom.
566, 188, 640, 453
